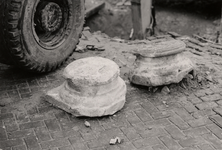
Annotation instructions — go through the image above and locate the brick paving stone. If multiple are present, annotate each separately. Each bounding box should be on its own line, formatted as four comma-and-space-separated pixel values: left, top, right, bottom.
180, 147, 200, 150
7, 90, 20, 99
45, 147, 59, 150
206, 124, 222, 139
99, 128, 127, 142
58, 146, 74, 150
188, 94, 202, 104
156, 102, 181, 111
91, 147, 106, 150
81, 132, 97, 141
0, 126, 7, 140
169, 115, 190, 130
198, 144, 215, 150
106, 145, 120, 150
140, 127, 168, 138
196, 102, 218, 110
34, 127, 51, 141
141, 101, 159, 114
216, 100, 222, 105
182, 101, 198, 113
8, 129, 35, 139
40, 139, 70, 149
173, 108, 194, 121
54, 111, 70, 123
145, 118, 171, 128
192, 109, 216, 119
195, 90, 207, 97
0, 113, 14, 120
204, 89, 214, 95
59, 122, 76, 131
164, 125, 186, 140
210, 87, 222, 94
19, 121, 44, 130
152, 144, 168, 150
209, 115, 222, 128
68, 135, 83, 144
179, 137, 207, 148
120, 127, 141, 141
87, 137, 107, 149
51, 129, 80, 140
183, 127, 210, 137
132, 137, 161, 149
150, 110, 173, 120
200, 94, 221, 102
202, 133, 222, 149
16, 113, 29, 124
5, 122, 19, 132
29, 112, 55, 121
0, 139, 24, 149
3, 148, 12, 150
159, 136, 181, 150
188, 117, 212, 127
134, 109, 153, 122
118, 142, 137, 150
213, 107, 222, 116
24, 136, 40, 149
125, 112, 142, 125
45, 119, 61, 132
27, 107, 38, 115
38, 106, 55, 114
12, 145, 27, 150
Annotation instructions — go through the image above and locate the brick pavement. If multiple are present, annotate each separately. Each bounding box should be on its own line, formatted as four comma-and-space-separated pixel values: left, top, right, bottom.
1, 34, 222, 150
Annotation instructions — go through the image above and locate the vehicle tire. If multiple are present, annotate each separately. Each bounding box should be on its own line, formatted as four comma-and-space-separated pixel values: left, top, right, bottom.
0, 0, 85, 72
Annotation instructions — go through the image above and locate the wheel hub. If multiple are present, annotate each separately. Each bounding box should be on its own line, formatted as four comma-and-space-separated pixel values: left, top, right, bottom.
41, 2, 62, 32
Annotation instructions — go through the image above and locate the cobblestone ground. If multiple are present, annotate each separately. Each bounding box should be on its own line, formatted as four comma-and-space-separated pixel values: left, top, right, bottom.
1, 32, 222, 150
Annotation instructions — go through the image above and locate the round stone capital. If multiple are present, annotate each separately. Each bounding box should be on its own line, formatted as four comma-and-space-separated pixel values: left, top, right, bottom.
133, 39, 186, 58
63, 57, 120, 86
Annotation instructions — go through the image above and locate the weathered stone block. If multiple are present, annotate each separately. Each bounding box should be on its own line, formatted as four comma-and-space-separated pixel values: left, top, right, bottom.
45, 57, 126, 117
129, 40, 195, 86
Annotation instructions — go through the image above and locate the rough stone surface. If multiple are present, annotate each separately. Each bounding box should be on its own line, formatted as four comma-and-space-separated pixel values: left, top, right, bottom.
129, 40, 195, 86
45, 57, 127, 117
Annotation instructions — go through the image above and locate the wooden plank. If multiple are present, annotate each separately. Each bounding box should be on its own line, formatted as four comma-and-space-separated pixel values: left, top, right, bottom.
141, 0, 152, 35
131, 0, 153, 39
131, 1, 143, 39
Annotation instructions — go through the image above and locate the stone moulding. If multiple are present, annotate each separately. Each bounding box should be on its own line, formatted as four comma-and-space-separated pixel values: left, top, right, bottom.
45, 57, 127, 117
129, 39, 195, 87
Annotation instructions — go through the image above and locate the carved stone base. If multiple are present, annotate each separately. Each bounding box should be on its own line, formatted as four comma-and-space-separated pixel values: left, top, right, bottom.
129, 40, 195, 87
45, 57, 127, 117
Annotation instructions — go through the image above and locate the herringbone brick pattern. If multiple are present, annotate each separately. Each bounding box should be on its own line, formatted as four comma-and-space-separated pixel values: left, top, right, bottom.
1, 33, 222, 149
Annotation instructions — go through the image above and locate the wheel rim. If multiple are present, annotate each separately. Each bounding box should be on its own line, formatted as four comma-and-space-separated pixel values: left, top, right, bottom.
33, 0, 70, 50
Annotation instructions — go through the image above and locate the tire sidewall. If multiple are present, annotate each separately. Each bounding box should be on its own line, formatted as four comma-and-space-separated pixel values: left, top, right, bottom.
21, 0, 84, 65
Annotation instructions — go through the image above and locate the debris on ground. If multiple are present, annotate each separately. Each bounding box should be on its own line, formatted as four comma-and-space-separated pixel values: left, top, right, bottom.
161, 86, 171, 95
109, 137, 122, 145
84, 121, 91, 127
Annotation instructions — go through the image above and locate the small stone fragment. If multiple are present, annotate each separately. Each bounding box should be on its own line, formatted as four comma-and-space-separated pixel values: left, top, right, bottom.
181, 82, 187, 89
162, 101, 167, 104
84, 121, 91, 127
110, 137, 122, 145
206, 75, 213, 82
147, 127, 153, 130
75, 45, 86, 53
197, 75, 203, 83
153, 87, 158, 93
161, 86, 170, 94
